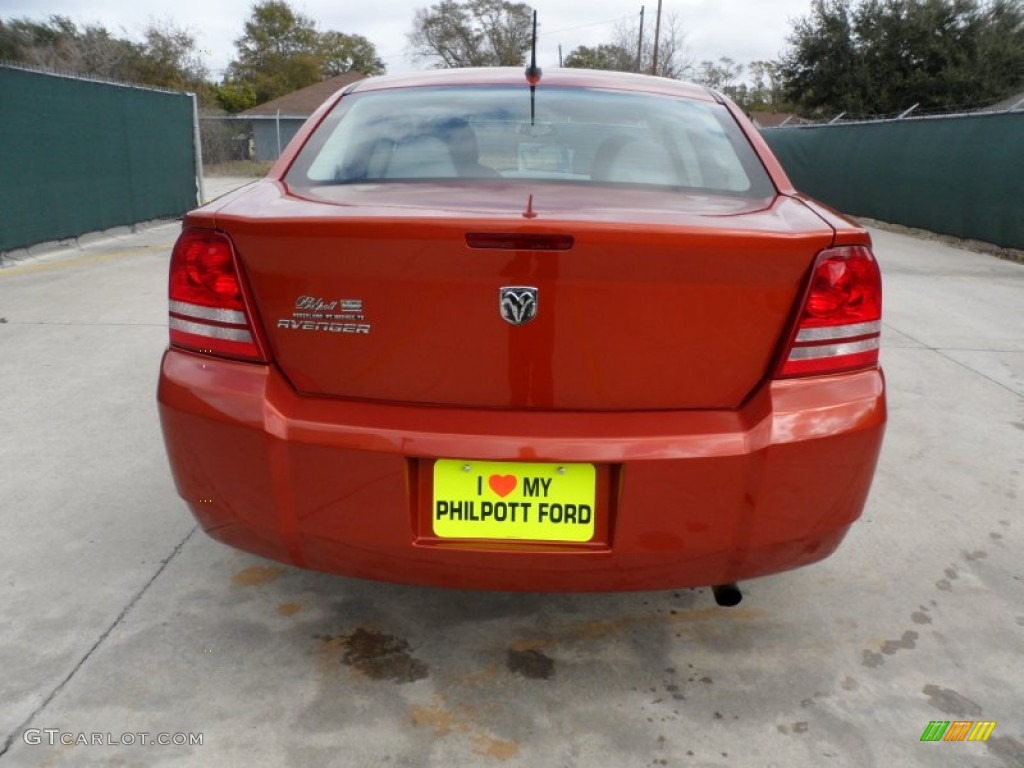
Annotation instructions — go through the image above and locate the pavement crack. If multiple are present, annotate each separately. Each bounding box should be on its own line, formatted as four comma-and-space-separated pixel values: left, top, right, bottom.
0, 525, 198, 760
884, 325, 1023, 398
931, 348, 1023, 398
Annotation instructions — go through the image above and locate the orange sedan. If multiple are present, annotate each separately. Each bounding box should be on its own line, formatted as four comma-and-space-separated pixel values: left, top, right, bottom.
158, 68, 885, 602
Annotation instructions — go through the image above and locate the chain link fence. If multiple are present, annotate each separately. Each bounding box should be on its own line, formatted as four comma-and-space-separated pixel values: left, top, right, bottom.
762, 106, 1024, 250
0, 64, 199, 253
199, 117, 254, 165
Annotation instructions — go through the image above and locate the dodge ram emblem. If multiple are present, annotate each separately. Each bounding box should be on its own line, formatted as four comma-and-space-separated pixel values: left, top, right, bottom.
499, 287, 538, 326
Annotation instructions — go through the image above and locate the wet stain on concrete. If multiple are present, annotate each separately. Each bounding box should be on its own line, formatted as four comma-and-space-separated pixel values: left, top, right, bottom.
507, 648, 554, 680
841, 676, 859, 691
990, 531, 1003, 540
277, 602, 302, 617
936, 579, 953, 591
409, 698, 519, 761
472, 735, 520, 761
963, 549, 988, 561
862, 649, 884, 668
777, 722, 807, 735
324, 627, 428, 683
231, 565, 284, 587
509, 637, 553, 653
1011, 422, 1024, 431
911, 611, 932, 624
792, 722, 809, 733
410, 702, 455, 735
881, 631, 918, 655
660, 668, 685, 700
1017, 616, 1024, 627
801, 691, 828, 707
922, 684, 983, 717
985, 735, 1024, 766
944, 567, 959, 580
863, 628, 918, 666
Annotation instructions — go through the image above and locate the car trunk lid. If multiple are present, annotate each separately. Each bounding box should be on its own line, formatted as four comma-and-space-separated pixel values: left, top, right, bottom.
216, 181, 835, 410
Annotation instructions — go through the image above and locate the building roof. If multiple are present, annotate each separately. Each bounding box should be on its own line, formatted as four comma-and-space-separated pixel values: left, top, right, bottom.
242, 71, 366, 117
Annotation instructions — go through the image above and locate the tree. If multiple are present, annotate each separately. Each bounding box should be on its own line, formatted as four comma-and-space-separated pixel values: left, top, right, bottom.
408, 0, 534, 68
0, 16, 141, 82
635, 12, 692, 78
0, 21, 15, 60
691, 56, 743, 91
0, 15, 214, 102
227, 0, 321, 102
977, 0, 1024, 90
134, 21, 210, 92
317, 31, 385, 76
215, 81, 257, 113
746, 60, 786, 109
721, 60, 791, 113
779, 0, 1024, 117
563, 12, 692, 79
223, 0, 386, 107
562, 43, 635, 72
779, 0, 864, 115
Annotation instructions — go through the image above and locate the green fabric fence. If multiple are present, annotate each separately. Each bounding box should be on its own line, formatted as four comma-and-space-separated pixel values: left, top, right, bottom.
0, 66, 198, 253
762, 112, 1024, 250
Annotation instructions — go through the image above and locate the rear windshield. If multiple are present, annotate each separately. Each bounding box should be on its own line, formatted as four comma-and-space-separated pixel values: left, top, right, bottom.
286, 85, 775, 197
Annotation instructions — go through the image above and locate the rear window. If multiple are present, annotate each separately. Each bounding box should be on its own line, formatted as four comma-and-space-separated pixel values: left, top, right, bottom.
286, 86, 775, 197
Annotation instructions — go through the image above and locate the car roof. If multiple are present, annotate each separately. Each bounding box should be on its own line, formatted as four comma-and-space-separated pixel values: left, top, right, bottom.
345, 67, 718, 103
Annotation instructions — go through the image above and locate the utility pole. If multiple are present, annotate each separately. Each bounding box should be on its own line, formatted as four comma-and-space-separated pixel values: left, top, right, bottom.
651, 0, 663, 75
636, 6, 645, 73
558, 44, 563, 67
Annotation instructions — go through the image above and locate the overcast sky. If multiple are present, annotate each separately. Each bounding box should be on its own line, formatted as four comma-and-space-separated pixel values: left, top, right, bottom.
4, 0, 813, 81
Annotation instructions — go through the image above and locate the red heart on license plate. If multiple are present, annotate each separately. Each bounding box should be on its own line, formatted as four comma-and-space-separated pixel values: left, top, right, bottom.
488, 474, 517, 498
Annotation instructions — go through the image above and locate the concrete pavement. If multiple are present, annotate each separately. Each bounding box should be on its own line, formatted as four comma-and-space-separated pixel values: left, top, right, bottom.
0, 209, 1021, 767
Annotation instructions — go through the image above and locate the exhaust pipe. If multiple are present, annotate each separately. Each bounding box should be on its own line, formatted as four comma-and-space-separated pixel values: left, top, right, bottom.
712, 583, 742, 607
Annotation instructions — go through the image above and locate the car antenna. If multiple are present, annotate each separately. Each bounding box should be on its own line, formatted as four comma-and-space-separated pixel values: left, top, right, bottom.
525, 10, 541, 126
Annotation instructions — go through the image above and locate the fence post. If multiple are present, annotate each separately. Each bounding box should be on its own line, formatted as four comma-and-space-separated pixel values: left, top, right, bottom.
191, 92, 205, 206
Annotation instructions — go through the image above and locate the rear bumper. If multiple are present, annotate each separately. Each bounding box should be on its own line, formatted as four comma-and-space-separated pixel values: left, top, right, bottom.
157, 349, 886, 591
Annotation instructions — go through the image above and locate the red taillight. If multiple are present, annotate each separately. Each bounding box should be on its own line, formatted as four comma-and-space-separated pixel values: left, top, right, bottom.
168, 228, 266, 362
778, 245, 882, 378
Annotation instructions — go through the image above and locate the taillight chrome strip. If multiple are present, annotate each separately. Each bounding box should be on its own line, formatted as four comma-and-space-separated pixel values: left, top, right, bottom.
796, 320, 882, 343
788, 337, 880, 361
169, 299, 247, 325
169, 317, 253, 343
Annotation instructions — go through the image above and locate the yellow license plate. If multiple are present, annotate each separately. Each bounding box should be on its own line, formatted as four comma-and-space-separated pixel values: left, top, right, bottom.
432, 460, 596, 542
